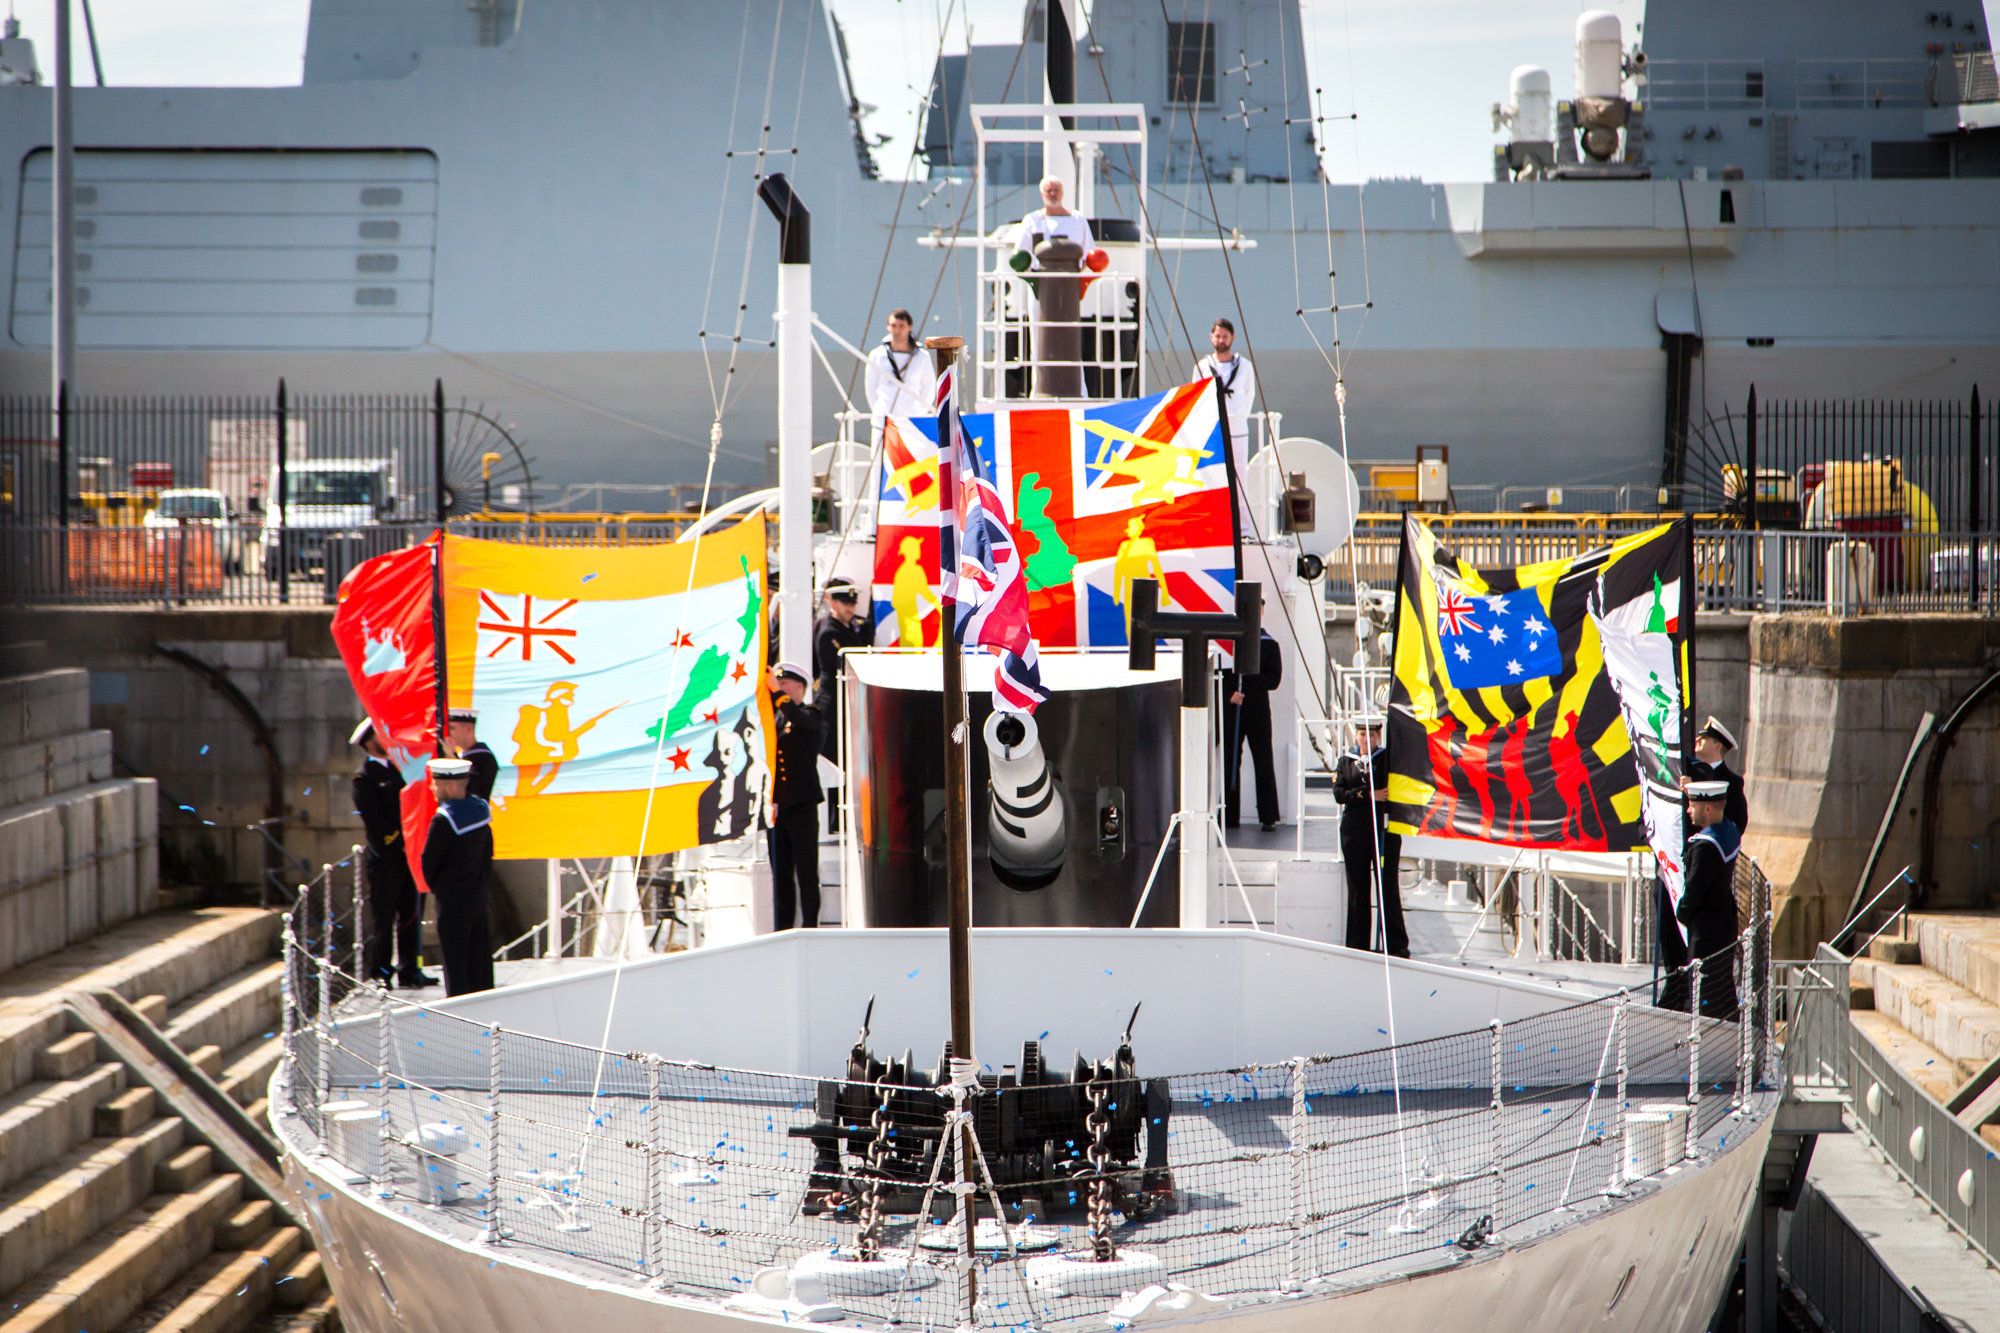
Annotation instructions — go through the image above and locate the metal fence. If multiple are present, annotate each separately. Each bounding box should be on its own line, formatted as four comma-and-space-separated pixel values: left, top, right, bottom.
1324, 522, 1998, 615
281, 866, 1778, 1326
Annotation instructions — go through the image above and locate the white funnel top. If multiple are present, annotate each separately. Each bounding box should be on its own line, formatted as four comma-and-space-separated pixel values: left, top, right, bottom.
1575, 10, 1623, 100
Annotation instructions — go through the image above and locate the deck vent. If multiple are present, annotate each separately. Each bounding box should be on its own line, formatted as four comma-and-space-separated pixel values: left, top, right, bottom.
358, 220, 401, 240
354, 287, 397, 306
359, 186, 404, 206
355, 254, 399, 274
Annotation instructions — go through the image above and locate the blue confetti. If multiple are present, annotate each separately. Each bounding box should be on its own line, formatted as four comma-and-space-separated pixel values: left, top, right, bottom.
583, 573, 598, 583
179, 804, 195, 812
908, 969, 920, 979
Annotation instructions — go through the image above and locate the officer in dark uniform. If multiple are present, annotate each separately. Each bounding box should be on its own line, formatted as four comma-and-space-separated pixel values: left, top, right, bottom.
420, 756, 496, 996
812, 577, 871, 763
349, 720, 436, 988
1222, 627, 1282, 831
1335, 715, 1408, 957
1683, 716, 1748, 834
766, 663, 825, 930
1676, 779, 1742, 1020
448, 708, 499, 802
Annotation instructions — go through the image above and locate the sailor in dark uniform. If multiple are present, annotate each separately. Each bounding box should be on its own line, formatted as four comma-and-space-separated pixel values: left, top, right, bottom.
1223, 627, 1282, 832
349, 720, 436, 989
1661, 717, 1748, 1009
448, 707, 499, 802
1676, 779, 1741, 1020
1334, 715, 1408, 957
766, 663, 824, 930
420, 756, 496, 996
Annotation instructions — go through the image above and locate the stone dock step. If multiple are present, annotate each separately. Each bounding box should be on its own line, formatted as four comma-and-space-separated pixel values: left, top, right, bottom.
0, 906, 320, 1333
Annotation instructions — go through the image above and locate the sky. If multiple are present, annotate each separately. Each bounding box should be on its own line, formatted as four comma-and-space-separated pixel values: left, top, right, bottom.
8, 0, 1997, 183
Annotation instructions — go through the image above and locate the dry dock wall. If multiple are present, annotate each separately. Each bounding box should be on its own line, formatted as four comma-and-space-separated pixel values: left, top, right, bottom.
4, 608, 358, 893
1745, 616, 2000, 956
0, 669, 159, 970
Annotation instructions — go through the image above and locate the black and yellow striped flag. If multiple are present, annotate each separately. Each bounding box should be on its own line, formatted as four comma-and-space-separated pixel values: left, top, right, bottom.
1385, 515, 1692, 863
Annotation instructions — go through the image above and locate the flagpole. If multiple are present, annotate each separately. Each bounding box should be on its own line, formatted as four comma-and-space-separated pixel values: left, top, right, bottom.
927, 335, 976, 1320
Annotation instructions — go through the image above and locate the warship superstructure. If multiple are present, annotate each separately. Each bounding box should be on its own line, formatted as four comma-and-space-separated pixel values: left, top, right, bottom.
0, 0, 1989, 495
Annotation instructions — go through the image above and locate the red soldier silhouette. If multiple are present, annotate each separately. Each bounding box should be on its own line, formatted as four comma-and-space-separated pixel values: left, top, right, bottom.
1460, 726, 1498, 839
1550, 709, 1606, 848
1498, 713, 1536, 840
1421, 715, 1460, 833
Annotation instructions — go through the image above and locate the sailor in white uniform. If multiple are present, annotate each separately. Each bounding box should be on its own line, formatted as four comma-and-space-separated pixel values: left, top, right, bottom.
1193, 318, 1257, 529
864, 308, 937, 432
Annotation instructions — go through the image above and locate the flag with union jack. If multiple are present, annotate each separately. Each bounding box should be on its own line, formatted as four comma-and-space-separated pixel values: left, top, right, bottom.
873, 379, 1235, 656
937, 367, 1048, 712
1385, 514, 1693, 888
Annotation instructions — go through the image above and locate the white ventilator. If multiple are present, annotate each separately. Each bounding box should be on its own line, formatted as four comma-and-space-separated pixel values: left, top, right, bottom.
983, 710, 1067, 887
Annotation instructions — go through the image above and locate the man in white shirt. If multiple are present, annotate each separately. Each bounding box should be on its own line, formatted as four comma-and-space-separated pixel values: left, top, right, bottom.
1012, 176, 1094, 271
1193, 318, 1257, 527
864, 309, 938, 440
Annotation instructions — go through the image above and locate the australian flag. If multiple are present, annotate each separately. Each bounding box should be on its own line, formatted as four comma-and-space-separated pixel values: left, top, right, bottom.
1434, 583, 1561, 689
938, 368, 1048, 713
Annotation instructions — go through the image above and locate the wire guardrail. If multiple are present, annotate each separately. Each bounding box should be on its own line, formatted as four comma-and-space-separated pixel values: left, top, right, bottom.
277, 868, 1784, 1327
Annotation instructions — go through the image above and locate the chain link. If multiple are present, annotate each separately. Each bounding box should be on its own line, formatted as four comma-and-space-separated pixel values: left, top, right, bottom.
1088, 1079, 1114, 1260
857, 1082, 893, 1260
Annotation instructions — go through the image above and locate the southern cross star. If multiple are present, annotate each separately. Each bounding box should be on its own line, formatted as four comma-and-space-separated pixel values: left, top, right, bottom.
1506, 659, 1523, 675
1523, 616, 1549, 637
1487, 624, 1507, 644
1454, 643, 1472, 662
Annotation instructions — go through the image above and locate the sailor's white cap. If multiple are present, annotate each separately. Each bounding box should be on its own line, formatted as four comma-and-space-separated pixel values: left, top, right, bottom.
448, 707, 479, 722
1698, 716, 1736, 751
428, 757, 473, 778
1355, 712, 1386, 729
772, 661, 810, 685
1686, 779, 1730, 800
349, 718, 376, 746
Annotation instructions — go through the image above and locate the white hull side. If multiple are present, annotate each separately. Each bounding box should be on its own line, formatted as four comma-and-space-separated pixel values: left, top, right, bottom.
281, 1106, 1769, 1333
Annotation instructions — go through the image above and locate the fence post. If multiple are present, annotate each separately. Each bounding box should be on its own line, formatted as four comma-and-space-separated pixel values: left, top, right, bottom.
281, 903, 297, 1082
276, 379, 290, 605
1735, 932, 1751, 1114
55, 383, 69, 597
1685, 957, 1702, 1161
433, 379, 448, 526
1745, 384, 1758, 531
1972, 385, 1983, 612
353, 847, 368, 987
482, 1025, 503, 1244
1490, 1018, 1506, 1233
1286, 1057, 1306, 1291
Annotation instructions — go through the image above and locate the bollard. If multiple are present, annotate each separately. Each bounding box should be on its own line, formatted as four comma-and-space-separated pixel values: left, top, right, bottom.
1030, 237, 1084, 398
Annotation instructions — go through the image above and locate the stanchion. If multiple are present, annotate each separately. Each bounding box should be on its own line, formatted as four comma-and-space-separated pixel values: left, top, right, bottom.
645, 1058, 663, 1281
1607, 993, 1630, 1196
1685, 957, 1703, 1161
1490, 1018, 1506, 1233
483, 1025, 504, 1244
376, 1006, 393, 1198
1286, 1057, 1307, 1290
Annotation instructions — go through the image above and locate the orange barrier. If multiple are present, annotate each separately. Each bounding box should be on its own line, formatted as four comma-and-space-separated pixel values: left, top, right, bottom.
67, 527, 222, 596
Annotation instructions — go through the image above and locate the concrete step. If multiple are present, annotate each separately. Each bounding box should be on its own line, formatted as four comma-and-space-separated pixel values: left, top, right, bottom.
118, 1226, 303, 1333
268, 1254, 324, 1311
0, 731, 112, 812
214, 1202, 273, 1253
1911, 914, 2000, 1012
162, 965, 283, 1060
0, 1172, 242, 1333
0, 1117, 186, 1295
0, 909, 282, 1101
95, 1088, 159, 1139
1850, 956, 2000, 1081
1854, 1009, 1963, 1104
215, 1039, 282, 1110
0, 1064, 128, 1194
247, 1292, 337, 1333
0, 673, 88, 753
153, 1147, 212, 1195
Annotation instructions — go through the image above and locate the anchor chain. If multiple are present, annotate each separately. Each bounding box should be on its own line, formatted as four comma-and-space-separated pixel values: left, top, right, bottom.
1087, 1079, 1114, 1261
857, 1082, 893, 1260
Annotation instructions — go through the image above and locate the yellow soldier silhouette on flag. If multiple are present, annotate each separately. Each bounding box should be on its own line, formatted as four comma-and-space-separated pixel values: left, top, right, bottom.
510, 681, 621, 797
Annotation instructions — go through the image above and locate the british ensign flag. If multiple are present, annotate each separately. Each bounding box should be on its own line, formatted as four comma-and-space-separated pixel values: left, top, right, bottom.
873, 379, 1235, 657
937, 367, 1047, 712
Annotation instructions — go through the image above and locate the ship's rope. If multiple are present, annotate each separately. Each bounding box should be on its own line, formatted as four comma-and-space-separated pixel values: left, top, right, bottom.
575, 0, 818, 1174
